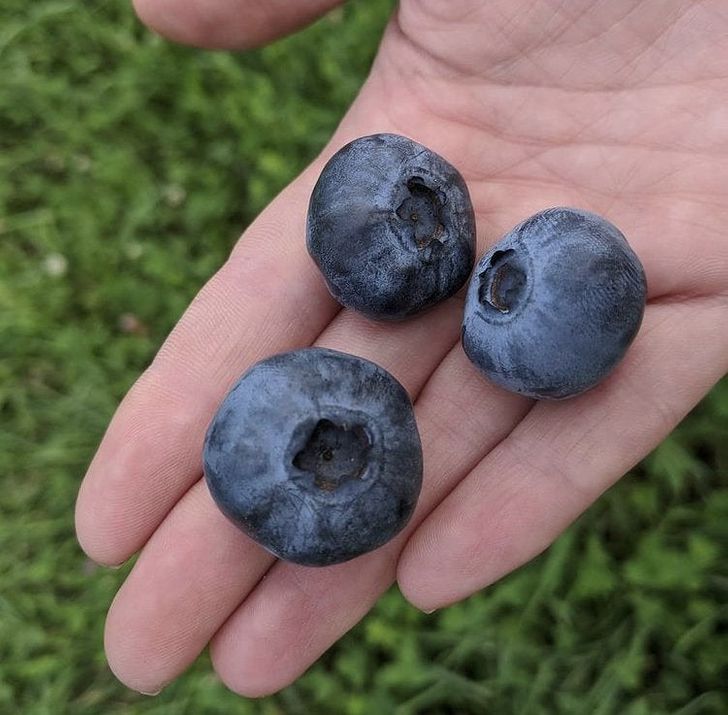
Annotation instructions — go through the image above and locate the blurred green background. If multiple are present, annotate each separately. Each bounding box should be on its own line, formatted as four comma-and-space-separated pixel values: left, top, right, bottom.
1, 1, 727, 713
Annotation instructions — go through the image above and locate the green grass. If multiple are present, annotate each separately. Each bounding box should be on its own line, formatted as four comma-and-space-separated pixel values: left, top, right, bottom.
1, 1, 727, 713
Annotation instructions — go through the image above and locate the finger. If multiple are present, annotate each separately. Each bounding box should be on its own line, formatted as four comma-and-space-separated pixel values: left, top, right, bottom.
132, 0, 344, 50
398, 297, 728, 611
103, 298, 461, 695
74, 161, 339, 567
211, 547, 396, 698
209, 348, 530, 696
104, 480, 270, 695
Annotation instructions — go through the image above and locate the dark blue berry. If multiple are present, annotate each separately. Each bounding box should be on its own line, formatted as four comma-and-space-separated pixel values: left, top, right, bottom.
307, 133, 476, 320
462, 207, 647, 399
203, 348, 423, 566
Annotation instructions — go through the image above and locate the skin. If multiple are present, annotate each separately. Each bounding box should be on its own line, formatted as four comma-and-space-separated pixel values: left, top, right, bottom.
77, 0, 728, 698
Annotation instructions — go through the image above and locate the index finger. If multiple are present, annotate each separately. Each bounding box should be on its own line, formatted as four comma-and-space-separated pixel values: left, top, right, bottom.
74, 152, 340, 566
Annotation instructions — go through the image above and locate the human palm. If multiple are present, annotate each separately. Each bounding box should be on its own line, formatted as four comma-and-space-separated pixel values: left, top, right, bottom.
76, 0, 728, 696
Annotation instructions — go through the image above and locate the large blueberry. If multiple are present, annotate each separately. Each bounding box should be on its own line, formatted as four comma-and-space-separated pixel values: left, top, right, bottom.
306, 133, 476, 320
462, 207, 647, 399
203, 348, 423, 566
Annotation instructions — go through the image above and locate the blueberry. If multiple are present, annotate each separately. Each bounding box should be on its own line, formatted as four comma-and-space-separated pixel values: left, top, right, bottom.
306, 133, 476, 320
203, 348, 423, 566
462, 207, 647, 399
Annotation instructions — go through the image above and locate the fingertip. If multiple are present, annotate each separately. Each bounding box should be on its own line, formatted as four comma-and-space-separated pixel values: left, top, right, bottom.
398, 584, 449, 615
396, 561, 442, 615
105, 647, 167, 697
103, 589, 171, 697
132, 0, 344, 50
397, 581, 457, 615
132, 0, 227, 49
75, 480, 128, 568
396, 535, 464, 614
209, 640, 290, 699
75, 456, 146, 568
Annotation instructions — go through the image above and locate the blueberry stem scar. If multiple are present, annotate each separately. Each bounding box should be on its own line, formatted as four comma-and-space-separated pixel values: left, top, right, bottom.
396, 177, 444, 249
292, 418, 371, 491
478, 249, 526, 313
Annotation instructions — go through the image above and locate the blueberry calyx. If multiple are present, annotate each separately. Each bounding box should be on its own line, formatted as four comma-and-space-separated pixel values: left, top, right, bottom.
395, 176, 445, 249
292, 418, 371, 492
478, 249, 527, 314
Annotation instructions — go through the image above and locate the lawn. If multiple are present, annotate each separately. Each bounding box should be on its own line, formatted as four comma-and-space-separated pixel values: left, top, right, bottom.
1, 1, 726, 713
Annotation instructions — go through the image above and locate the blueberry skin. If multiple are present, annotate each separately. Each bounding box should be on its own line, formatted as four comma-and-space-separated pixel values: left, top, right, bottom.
306, 133, 476, 320
203, 348, 423, 566
462, 207, 647, 400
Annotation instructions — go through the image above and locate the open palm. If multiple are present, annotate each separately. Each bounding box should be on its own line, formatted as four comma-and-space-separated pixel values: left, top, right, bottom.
75, 0, 728, 696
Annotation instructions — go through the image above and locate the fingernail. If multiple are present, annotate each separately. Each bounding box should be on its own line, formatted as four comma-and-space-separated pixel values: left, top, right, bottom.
138, 687, 163, 696
421, 607, 438, 614
85, 559, 124, 572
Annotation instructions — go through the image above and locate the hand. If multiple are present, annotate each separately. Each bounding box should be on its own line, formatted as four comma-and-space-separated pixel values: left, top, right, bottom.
75, 0, 728, 697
